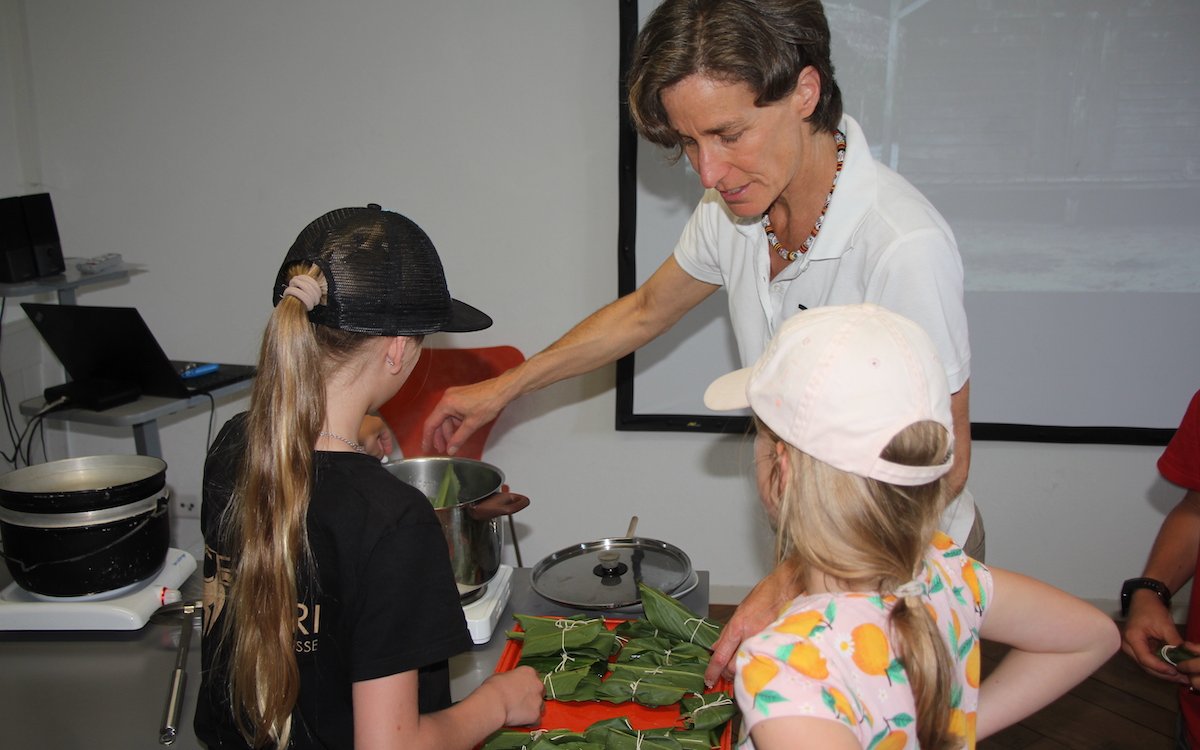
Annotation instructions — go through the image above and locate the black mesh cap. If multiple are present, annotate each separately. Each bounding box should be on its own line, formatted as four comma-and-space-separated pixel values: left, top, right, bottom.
271, 204, 492, 336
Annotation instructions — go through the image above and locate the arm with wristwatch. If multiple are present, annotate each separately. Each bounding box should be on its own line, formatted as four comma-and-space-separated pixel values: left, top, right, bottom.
1120, 488, 1200, 684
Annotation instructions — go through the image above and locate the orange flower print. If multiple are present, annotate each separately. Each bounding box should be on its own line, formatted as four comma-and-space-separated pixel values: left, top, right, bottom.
962, 560, 987, 613
949, 708, 978, 749
874, 730, 910, 750
786, 639, 830, 680
740, 651, 788, 716
775, 609, 826, 638
740, 652, 779, 697
822, 685, 858, 725
965, 639, 981, 688
851, 623, 892, 677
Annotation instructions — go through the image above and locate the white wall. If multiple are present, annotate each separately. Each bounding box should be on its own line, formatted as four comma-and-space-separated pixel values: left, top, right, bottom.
0, 0, 1183, 611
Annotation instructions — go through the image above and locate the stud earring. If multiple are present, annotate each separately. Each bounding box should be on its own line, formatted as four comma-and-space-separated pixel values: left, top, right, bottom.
385, 356, 395, 368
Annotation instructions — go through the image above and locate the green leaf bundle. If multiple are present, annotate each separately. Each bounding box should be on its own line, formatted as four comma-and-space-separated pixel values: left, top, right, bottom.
637, 583, 722, 650
680, 692, 737, 731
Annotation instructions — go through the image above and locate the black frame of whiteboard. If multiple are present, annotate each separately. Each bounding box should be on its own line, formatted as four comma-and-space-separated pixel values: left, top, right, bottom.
612, 0, 1173, 447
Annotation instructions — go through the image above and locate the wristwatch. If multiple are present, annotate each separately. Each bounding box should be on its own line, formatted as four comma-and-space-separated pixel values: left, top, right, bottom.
1121, 577, 1172, 617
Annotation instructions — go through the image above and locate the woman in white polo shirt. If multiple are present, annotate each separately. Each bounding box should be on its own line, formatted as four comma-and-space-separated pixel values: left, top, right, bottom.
423, 0, 975, 686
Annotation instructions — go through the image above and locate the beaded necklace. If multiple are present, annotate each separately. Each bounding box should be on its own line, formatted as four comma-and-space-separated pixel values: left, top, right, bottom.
763, 129, 846, 262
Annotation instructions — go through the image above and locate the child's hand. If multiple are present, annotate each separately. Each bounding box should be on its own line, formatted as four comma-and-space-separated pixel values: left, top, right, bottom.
483, 666, 544, 727
358, 415, 396, 460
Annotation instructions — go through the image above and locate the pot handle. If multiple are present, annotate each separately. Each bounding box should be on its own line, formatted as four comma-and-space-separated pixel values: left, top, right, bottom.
466, 491, 530, 520
158, 600, 201, 745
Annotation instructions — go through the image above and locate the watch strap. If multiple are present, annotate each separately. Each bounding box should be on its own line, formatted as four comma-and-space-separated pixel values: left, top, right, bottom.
1121, 576, 1172, 617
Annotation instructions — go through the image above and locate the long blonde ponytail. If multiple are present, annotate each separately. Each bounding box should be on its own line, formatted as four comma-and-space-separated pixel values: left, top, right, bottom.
762, 418, 961, 750
222, 265, 366, 747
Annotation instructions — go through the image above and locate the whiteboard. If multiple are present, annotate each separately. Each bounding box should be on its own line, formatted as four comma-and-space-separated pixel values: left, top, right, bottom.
617, 0, 1200, 443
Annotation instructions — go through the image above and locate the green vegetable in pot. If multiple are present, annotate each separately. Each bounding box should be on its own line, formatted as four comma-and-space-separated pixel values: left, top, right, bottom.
429, 463, 462, 509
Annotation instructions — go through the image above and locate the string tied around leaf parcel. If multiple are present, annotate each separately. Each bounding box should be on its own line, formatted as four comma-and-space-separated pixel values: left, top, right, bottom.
553, 616, 600, 651
690, 693, 734, 716
552, 651, 577, 674
628, 678, 644, 700
541, 672, 560, 701
683, 616, 718, 644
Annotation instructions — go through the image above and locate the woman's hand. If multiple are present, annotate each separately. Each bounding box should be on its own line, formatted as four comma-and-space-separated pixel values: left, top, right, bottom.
421, 379, 511, 456
704, 559, 801, 686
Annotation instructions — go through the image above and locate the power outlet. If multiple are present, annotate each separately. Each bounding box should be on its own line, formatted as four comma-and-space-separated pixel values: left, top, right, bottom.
172, 492, 201, 519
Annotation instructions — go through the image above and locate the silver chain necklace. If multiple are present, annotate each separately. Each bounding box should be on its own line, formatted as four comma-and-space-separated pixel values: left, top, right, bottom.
319, 431, 365, 453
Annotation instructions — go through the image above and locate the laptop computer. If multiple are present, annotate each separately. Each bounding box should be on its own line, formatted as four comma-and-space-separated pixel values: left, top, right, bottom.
22, 302, 256, 405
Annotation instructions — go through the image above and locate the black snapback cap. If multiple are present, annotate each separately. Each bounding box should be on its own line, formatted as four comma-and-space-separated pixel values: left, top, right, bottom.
272, 204, 492, 336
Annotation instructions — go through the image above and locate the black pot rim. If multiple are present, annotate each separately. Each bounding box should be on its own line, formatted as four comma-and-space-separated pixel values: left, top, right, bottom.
0, 455, 167, 514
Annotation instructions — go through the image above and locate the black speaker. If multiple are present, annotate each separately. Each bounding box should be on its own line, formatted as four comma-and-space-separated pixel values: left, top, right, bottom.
21, 193, 65, 278
0, 196, 37, 284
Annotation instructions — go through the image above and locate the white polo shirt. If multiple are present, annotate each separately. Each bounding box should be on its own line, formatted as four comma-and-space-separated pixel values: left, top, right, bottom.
674, 115, 975, 542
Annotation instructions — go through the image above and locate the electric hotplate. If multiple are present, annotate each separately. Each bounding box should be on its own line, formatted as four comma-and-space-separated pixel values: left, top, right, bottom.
0, 548, 196, 631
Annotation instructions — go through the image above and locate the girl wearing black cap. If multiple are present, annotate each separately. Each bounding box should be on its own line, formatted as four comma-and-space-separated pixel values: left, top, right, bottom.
195, 206, 543, 749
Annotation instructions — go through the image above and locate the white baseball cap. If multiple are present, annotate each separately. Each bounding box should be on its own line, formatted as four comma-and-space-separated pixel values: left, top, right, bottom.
703, 304, 954, 486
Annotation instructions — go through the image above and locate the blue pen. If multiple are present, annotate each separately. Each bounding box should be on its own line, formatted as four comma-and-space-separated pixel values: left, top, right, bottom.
181, 362, 220, 379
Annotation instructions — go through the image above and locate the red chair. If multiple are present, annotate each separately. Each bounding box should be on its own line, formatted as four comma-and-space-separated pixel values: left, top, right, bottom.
378, 345, 527, 564
378, 345, 525, 461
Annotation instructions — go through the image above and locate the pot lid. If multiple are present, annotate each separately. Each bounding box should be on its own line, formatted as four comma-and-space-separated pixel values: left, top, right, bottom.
530, 537, 693, 610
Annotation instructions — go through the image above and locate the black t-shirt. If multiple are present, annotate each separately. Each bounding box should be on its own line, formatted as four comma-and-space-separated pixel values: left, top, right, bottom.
194, 414, 472, 749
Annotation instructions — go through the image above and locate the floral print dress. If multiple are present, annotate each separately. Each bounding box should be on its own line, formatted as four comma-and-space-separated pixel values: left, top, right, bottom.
734, 533, 993, 750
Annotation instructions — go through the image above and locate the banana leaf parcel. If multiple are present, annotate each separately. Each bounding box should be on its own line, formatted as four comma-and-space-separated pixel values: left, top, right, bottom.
594, 661, 706, 706
680, 692, 737, 731
637, 583, 722, 650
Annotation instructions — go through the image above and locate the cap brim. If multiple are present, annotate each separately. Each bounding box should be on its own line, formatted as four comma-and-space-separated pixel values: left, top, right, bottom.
441, 298, 493, 333
703, 367, 753, 411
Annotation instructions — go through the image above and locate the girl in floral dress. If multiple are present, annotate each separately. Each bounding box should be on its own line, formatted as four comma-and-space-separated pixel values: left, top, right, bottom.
704, 303, 1118, 750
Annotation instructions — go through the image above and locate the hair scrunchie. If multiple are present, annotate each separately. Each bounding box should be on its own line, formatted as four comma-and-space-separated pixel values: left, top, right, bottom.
893, 579, 928, 599
282, 274, 324, 311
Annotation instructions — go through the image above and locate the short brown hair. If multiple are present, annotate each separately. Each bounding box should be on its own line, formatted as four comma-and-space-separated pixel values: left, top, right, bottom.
627, 0, 843, 153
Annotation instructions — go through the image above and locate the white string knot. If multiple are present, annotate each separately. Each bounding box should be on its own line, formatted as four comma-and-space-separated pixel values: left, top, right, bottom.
628, 678, 643, 698
692, 694, 734, 715
682, 616, 715, 644
553, 652, 576, 673
553, 617, 597, 651
282, 274, 325, 311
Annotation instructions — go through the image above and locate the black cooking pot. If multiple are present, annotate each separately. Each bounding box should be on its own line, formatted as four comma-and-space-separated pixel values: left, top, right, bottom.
0, 455, 170, 598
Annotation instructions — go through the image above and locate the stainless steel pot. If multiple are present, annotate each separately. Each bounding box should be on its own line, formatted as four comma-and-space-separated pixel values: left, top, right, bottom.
385, 456, 511, 599
0, 455, 170, 597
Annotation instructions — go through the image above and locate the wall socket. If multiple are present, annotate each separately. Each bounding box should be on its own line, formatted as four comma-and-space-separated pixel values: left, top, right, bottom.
171, 492, 201, 519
